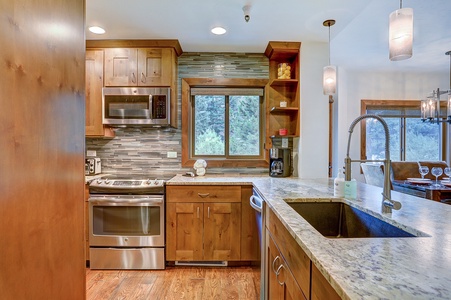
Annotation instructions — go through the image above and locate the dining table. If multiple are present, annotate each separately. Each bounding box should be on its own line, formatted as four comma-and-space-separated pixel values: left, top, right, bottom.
392, 179, 451, 204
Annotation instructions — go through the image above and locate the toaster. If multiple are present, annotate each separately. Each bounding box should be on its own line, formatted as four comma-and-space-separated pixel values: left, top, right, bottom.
85, 157, 102, 175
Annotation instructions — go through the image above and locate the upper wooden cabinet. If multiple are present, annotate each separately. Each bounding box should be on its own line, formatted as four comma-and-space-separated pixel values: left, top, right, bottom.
264, 41, 301, 149
104, 48, 172, 87
85, 49, 114, 137
85, 40, 182, 129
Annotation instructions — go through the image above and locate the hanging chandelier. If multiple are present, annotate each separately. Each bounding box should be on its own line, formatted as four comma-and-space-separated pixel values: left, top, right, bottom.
421, 51, 451, 124
323, 19, 336, 95
389, 0, 413, 61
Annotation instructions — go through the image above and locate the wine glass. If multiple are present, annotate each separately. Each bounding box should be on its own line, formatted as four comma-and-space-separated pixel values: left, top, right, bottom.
431, 167, 443, 187
444, 167, 451, 181
418, 166, 429, 179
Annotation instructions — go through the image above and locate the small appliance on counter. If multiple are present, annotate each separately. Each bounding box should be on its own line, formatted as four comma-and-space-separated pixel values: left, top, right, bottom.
269, 147, 291, 177
85, 157, 102, 175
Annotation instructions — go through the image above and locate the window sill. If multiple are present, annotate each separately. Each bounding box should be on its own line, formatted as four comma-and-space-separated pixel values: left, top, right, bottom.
182, 158, 269, 168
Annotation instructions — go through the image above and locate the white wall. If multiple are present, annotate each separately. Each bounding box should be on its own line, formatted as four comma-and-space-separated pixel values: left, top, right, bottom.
298, 42, 331, 178
334, 70, 449, 182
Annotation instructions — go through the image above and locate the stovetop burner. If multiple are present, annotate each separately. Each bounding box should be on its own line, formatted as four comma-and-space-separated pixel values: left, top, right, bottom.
89, 174, 168, 195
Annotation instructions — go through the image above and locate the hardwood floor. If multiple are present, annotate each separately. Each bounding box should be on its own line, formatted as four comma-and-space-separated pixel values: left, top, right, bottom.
86, 266, 260, 300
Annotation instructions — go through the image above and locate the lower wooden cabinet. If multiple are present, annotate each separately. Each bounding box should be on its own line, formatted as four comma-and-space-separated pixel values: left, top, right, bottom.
311, 263, 341, 300
166, 185, 259, 262
166, 202, 240, 261
265, 205, 342, 300
268, 233, 306, 300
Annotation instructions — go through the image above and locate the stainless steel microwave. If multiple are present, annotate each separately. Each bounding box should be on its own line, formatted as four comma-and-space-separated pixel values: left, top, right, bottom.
102, 87, 170, 127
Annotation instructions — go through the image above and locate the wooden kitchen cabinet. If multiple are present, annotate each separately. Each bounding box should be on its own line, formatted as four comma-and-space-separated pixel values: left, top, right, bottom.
265, 205, 341, 300
104, 48, 172, 87
166, 185, 242, 261
264, 41, 301, 149
86, 40, 182, 128
268, 233, 306, 300
85, 49, 114, 137
311, 263, 341, 300
266, 206, 310, 299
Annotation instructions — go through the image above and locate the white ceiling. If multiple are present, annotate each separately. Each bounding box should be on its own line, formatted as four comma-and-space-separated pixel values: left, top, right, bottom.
86, 0, 451, 73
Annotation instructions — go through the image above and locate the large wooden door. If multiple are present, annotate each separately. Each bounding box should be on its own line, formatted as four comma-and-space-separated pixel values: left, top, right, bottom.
203, 203, 241, 260
104, 48, 138, 86
137, 48, 172, 86
166, 203, 203, 261
0, 0, 86, 299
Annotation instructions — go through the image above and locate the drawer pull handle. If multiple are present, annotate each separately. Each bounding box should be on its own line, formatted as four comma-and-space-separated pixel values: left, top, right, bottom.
197, 207, 200, 218
272, 256, 281, 273
198, 193, 210, 198
276, 264, 285, 285
131, 72, 136, 84
207, 206, 210, 218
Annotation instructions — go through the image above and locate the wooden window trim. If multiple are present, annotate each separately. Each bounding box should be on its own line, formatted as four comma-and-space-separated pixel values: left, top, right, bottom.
360, 99, 447, 162
182, 78, 269, 168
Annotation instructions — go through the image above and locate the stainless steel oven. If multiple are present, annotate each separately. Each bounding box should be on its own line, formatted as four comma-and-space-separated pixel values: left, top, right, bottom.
88, 177, 165, 269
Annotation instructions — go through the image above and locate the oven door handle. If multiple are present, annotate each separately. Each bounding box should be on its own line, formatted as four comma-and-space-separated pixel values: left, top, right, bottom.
89, 198, 163, 206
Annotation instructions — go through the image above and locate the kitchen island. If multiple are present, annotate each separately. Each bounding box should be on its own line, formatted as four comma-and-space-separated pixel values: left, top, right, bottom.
167, 174, 451, 299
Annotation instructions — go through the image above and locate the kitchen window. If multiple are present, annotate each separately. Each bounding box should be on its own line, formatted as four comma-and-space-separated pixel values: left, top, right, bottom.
361, 100, 447, 162
181, 78, 268, 168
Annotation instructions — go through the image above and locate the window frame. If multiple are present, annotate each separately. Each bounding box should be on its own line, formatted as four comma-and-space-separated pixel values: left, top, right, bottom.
360, 99, 447, 162
181, 78, 269, 168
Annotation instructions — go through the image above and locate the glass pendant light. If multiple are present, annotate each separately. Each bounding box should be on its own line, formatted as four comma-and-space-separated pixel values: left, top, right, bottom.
389, 0, 413, 61
323, 19, 336, 95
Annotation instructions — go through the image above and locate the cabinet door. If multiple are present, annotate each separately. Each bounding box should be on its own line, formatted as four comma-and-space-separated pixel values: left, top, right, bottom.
137, 48, 172, 86
166, 203, 203, 261
311, 263, 340, 300
85, 50, 105, 136
267, 234, 306, 300
203, 203, 241, 261
104, 48, 138, 86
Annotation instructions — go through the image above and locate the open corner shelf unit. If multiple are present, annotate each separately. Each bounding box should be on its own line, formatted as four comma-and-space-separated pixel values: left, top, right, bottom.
264, 41, 301, 150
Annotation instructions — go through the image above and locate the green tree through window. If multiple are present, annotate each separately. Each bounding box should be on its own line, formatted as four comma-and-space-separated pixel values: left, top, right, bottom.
363, 100, 444, 162
193, 93, 262, 158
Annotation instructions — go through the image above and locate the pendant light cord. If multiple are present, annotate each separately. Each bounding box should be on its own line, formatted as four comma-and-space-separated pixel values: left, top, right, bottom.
328, 24, 331, 65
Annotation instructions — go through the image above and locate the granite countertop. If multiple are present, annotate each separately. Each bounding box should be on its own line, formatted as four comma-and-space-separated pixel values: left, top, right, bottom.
167, 174, 451, 299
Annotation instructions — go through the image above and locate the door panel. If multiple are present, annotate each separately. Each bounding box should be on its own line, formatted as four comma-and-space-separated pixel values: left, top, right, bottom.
203, 203, 241, 260
166, 203, 203, 261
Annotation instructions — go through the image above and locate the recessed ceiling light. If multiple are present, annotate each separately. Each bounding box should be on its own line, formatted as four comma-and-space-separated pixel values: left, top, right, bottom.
211, 27, 226, 35
88, 26, 106, 34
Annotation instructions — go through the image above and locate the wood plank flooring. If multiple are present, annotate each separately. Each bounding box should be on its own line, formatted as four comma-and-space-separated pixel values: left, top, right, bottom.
86, 266, 260, 300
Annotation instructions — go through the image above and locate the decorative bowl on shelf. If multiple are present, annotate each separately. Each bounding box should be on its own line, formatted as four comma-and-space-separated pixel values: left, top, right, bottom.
279, 128, 288, 136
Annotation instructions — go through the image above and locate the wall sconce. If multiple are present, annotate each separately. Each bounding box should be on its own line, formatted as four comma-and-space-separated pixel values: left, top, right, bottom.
421, 51, 451, 124
323, 19, 336, 95
389, 0, 413, 61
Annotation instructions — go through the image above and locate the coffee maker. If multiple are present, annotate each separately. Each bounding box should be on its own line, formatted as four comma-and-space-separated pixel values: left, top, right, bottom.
269, 148, 291, 177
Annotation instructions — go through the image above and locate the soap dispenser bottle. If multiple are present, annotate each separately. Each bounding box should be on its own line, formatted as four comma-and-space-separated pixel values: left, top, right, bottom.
334, 169, 345, 197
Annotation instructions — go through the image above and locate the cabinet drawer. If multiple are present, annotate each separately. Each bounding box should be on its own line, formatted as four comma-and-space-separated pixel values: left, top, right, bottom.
166, 185, 241, 203
267, 207, 311, 299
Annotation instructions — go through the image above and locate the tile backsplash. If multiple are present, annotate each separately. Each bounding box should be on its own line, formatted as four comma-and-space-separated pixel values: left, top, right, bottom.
86, 52, 270, 178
